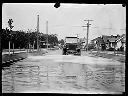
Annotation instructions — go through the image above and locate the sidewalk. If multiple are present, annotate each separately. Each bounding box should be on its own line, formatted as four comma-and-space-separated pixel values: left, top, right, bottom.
2, 49, 48, 65
2, 50, 27, 55
2, 49, 41, 55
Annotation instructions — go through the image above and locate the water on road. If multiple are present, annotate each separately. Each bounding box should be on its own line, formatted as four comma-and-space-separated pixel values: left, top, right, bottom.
2, 49, 125, 94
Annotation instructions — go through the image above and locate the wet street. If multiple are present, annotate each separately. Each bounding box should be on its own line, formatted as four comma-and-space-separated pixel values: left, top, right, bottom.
2, 49, 125, 94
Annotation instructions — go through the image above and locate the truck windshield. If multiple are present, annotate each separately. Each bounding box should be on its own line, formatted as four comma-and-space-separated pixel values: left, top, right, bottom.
66, 44, 77, 50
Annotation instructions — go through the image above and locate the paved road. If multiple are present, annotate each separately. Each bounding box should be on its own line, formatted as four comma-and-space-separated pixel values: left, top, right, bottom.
2, 49, 125, 94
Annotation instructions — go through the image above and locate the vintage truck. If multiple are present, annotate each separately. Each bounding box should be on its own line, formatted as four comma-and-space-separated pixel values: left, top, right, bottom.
62, 37, 81, 55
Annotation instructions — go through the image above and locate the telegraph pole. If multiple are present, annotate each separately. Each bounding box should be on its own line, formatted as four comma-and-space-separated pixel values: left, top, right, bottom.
27, 29, 30, 53
83, 20, 93, 51
46, 21, 48, 49
37, 15, 39, 52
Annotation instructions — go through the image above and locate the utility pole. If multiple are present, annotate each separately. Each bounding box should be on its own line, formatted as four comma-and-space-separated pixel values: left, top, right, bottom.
9, 40, 11, 55
33, 40, 35, 52
83, 20, 93, 51
46, 21, 48, 49
13, 43, 14, 54
27, 29, 31, 53
37, 15, 39, 52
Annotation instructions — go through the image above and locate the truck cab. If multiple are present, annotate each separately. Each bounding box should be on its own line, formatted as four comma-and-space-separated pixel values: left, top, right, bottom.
62, 37, 81, 55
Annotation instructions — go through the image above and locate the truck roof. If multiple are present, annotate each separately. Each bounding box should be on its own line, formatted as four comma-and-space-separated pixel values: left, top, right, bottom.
65, 37, 77, 38
66, 43, 77, 44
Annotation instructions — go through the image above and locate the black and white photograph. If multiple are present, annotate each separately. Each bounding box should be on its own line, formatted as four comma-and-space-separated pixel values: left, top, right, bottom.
2, 3, 126, 94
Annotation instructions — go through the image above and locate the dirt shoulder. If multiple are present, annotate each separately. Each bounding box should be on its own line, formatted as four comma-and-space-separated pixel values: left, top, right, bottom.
83, 51, 125, 63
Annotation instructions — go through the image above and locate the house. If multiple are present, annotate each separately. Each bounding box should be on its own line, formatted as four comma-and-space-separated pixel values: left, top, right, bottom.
115, 34, 126, 51
79, 37, 87, 49
102, 35, 120, 50
91, 36, 105, 50
102, 34, 126, 51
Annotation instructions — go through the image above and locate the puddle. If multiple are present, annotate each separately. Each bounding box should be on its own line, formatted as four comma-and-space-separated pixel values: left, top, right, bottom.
2, 57, 125, 93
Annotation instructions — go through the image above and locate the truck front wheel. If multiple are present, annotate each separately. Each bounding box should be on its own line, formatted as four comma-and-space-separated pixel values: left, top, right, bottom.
62, 49, 67, 55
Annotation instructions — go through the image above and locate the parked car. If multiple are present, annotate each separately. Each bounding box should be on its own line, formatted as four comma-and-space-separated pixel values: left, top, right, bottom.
54, 46, 60, 50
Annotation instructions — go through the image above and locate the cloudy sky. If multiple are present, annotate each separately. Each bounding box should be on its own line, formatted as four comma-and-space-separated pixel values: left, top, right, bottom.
2, 3, 126, 41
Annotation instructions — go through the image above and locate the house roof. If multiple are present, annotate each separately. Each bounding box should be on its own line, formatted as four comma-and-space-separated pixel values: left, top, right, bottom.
66, 37, 77, 38
102, 35, 111, 42
91, 37, 101, 41
102, 35, 120, 43
116, 34, 126, 43
91, 37, 104, 44
109, 37, 120, 42
91, 34, 125, 44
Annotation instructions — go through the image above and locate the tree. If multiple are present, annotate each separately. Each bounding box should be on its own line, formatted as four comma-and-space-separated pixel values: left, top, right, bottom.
59, 39, 64, 45
1, 28, 10, 50
48, 34, 58, 46
8, 19, 14, 30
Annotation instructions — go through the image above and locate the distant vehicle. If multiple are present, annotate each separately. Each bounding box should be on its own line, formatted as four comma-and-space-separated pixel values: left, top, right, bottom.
62, 37, 81, 55
54, 46, 60, 50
